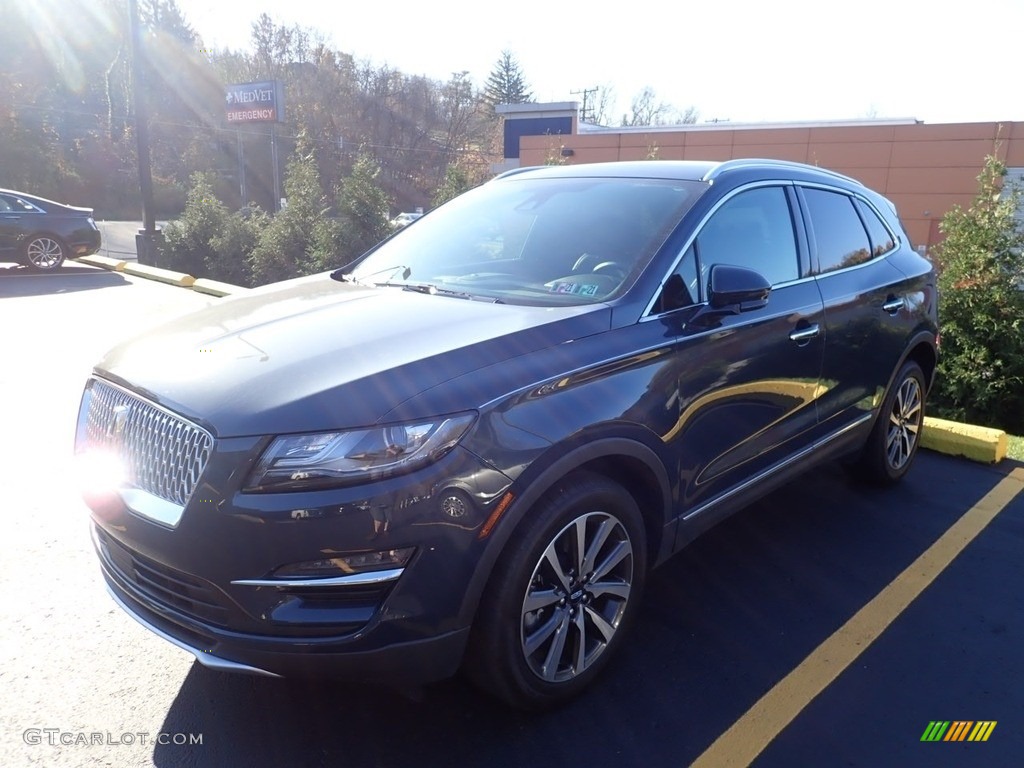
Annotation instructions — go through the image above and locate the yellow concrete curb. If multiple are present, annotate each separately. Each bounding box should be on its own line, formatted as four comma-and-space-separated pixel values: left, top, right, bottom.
192, 278, 249, 297
922, 416, 1008, 464
78, 254, 127, 271
80, 253, 248, 295
122, 263, 195, 287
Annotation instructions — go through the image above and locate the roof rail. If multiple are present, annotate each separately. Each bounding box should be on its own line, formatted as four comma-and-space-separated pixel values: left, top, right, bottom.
704, 158, 861, 186
492, 166, 543, 180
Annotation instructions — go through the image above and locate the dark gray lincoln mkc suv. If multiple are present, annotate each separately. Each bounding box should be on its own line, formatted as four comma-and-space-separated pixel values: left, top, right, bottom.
76, 159, 938, 709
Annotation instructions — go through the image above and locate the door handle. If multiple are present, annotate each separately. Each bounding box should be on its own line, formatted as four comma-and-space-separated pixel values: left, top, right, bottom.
789, 324, 820, 344
882, 297, 905, 314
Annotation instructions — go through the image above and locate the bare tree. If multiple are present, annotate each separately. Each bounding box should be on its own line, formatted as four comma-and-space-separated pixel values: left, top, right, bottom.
621, 86, 698, 127
591, 86, 616, 126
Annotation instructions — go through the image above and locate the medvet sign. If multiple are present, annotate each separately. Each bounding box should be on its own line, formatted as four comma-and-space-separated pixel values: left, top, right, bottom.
225, 81, 284, 124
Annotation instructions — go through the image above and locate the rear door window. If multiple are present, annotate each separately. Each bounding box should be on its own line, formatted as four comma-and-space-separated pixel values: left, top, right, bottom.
801, 188, 872, 273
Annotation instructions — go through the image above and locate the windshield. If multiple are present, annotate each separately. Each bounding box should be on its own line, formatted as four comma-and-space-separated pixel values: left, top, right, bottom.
348, 175, 704, 306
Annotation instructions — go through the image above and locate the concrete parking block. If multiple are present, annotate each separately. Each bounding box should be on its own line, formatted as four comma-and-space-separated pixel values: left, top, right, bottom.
78, 254, 127, 271
922, 416, 1008, 463
122, 263, 195, 287
192, 278, 248, 297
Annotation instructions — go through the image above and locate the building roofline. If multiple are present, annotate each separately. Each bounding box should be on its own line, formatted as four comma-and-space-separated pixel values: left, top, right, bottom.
578, 117, 924, 133
496, 102, 578, 116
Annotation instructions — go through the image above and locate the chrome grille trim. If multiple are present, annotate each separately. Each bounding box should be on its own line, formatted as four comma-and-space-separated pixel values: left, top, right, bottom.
80, 378, 214, 511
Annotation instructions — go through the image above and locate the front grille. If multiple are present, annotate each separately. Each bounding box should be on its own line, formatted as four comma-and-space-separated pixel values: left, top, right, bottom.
95, 527, 229, 627
80, 378, 213, 507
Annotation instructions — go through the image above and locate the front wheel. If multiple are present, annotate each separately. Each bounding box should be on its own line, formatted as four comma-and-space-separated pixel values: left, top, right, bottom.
465, 472, 647, 709
855, 360, 926, 485
24, 235, 67, 271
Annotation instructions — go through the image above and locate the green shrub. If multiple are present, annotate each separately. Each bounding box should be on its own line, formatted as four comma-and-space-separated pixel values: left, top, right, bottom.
332, 152, 393, 268
160, 173, 264, 286
249, 145, 342, 285
932, 153, 1024, 433
160, 172, 227, 277
208, 207, 267, 287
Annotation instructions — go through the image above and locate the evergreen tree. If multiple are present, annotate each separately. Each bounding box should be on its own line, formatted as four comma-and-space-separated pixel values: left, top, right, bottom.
431, 162, 485, 207
161, 172, 264, 286
483, 50, 532, 110
249, 134, 341, 284
333, 152, 393, 267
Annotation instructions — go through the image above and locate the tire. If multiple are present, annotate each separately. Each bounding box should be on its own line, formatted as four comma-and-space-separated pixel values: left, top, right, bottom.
465, 471, 647, 709
23, 235, 67, 271
855, 360, 926, 485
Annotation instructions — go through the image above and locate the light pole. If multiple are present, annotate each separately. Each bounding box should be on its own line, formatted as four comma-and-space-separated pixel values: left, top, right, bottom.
128, 0, 160, 264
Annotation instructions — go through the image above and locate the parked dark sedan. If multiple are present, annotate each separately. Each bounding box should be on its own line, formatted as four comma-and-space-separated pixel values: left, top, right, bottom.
76, 160, 937, 709
0, 188, 101, 270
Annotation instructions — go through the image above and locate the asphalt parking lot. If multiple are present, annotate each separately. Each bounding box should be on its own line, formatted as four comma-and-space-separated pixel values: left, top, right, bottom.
1, 263, 1021, 767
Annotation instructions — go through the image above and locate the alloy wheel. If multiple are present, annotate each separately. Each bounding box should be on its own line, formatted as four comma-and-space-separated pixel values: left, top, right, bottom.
886, 376, 922, 470
519, 511, 633, 683
26, 237, 64, 269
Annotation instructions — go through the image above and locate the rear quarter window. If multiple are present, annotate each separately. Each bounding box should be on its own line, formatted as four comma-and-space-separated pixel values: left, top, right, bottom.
854, 198, 897, 257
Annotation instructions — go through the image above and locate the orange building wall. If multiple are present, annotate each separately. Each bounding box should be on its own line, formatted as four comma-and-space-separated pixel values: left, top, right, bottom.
519, 121, 1024, 250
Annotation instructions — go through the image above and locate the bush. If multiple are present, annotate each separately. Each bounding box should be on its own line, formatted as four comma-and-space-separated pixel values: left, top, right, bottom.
333, 152, 393, 268
208, 206, 267, 287
249, 145, 342, 285
932, 153, 1024, 433
161, 173, 264, 285
160, 173, 227, 277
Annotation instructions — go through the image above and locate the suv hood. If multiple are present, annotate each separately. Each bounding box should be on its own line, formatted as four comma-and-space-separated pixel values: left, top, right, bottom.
95, 274, 610, 437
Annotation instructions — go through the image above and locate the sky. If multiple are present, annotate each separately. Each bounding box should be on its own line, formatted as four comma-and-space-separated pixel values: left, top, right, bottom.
174, 0, 1022, 126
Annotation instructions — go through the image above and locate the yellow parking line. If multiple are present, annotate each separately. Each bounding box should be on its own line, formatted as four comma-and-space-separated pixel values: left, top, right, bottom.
692, 468, 1024, 768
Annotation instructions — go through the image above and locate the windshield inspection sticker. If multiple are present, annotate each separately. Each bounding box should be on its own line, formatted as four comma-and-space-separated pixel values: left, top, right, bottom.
550, 282, 599, 296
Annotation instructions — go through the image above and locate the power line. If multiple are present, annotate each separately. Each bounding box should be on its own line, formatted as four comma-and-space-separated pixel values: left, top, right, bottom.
571, 87, 598, 123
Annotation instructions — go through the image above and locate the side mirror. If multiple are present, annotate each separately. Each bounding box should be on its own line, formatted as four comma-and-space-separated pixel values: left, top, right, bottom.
707, 264, 771, 312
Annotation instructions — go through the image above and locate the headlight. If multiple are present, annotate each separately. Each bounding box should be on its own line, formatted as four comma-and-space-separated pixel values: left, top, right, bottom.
244, 413, 476, 492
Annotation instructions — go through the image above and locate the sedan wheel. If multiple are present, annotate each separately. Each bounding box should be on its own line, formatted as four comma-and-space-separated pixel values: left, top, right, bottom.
25, 236, 66, 271
465, 472, 647, 709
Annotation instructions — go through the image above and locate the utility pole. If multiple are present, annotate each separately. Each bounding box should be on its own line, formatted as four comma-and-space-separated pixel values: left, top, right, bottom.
128, 0, 160, 265
571, 87, 599, 124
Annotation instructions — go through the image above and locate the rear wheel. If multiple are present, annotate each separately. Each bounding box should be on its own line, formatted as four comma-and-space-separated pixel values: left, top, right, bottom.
465, 472, 647, 709
23, 235, 67, 271
855, 360, 926, 485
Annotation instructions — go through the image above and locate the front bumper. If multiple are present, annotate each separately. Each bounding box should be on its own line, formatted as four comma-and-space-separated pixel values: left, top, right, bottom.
86, 438, 512, 684
101, 562, 471, 684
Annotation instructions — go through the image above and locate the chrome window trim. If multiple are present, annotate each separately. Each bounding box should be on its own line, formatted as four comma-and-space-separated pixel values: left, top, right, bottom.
794, 182, 902, 277
852, 194, 901, 256
642, 180, 810, 320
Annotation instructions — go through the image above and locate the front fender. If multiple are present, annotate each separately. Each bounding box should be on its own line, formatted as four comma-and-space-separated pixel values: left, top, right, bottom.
456, 432, 674, 628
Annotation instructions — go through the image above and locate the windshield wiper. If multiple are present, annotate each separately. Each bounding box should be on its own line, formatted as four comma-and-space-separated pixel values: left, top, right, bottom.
332, 264, 411, 285
376, 282, 503, 303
